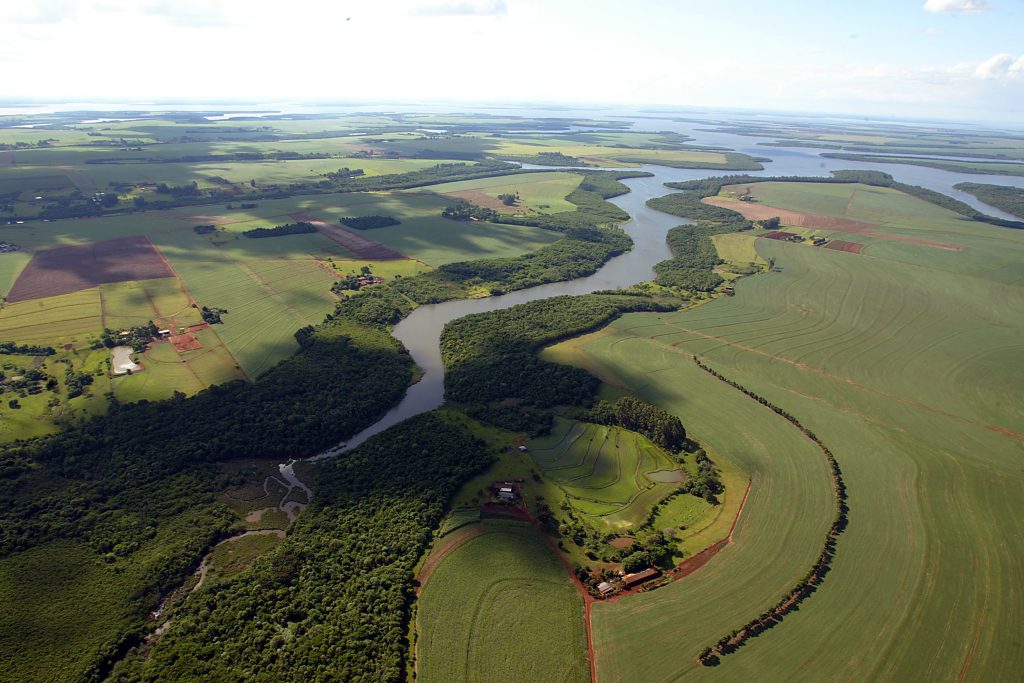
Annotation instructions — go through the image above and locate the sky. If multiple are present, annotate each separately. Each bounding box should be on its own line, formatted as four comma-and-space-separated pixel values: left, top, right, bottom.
1, 0, 1022, 123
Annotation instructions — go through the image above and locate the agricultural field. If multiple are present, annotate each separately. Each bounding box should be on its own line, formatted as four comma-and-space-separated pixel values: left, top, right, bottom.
416, 520, 589, 683
422, 171, 583, 214
528, 419, 683, 532
555, 184, 1024, 680
820, 153, 1024, 177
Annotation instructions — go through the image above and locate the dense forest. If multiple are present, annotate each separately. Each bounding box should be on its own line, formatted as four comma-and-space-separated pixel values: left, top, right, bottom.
338, 215, 400, 230
112, 414, 494, 682
586, 395, 687, 452
440, 293, 677, 432
242, 221, 317, 238
953, 182, 1024, 220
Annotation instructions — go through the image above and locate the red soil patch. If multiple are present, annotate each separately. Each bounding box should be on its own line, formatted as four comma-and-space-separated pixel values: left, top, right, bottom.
169, 332, 202, 353
187, 322, 210, 332
479, 502, 532, 522
760, 230, 800, 241
824, 240, 864, 254
288, 212, 407, 260
608, 537, 635, 549
703, 197, 878, 233
705, 197, 965, 251
6, 235, 173, 303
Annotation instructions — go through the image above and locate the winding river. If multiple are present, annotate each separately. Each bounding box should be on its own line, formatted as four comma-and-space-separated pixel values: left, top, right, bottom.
289, 119, 1022, 479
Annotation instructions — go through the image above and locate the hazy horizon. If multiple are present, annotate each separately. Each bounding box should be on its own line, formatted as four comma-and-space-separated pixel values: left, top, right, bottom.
2, 0, 1022, 125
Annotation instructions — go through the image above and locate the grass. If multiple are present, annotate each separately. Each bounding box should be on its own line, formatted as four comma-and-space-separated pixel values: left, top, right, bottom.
556, 183, 1024, 680
710, 233, 766, 269
203, 533, 284, 586
98, 277, 200, 331
528, 419, 681, 532
416, 520, 588, 683
0, 288, 101, 344
421, 171, 583, 213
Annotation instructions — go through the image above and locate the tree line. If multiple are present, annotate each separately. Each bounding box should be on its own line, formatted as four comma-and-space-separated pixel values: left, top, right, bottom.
691, 356, 848, 666
243, 221, 317, 238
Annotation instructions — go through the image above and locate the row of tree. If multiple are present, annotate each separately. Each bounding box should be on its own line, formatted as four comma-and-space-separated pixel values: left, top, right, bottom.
691, 356, 848, 666
243, 221, 317, 238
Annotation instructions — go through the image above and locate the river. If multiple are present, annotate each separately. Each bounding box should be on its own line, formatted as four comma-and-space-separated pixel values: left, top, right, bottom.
296, 117, 1021, 474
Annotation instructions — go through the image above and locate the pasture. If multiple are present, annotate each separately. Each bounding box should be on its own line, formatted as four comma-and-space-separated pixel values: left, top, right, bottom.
416, 521, 589, 683
559, 186, 1024, 680
528, 419, 683, 532
423, 171, 582, 213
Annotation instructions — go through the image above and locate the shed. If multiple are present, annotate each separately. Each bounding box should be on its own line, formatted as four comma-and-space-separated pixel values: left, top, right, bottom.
597, 581, 614, 595
622, 568, 660, 587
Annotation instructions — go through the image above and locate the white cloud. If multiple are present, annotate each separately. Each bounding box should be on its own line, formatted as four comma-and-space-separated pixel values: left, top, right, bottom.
922, 0, 989, 14
7, 0, 76, 24
974, 53, 1024, 79
410, 0, 507, 16
140, 0, 232, 27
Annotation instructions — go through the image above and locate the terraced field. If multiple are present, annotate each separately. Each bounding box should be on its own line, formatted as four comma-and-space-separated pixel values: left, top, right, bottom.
416, 521, 589, 683
528, 419, 682, 531
559, 190, 1024, 680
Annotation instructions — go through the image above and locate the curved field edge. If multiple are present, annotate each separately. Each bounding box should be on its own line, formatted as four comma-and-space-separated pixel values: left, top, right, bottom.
415, 521, 589, 683
568, 330, 834, 681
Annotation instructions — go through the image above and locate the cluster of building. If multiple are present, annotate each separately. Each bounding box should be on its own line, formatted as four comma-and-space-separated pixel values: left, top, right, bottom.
0, 241, 21, 254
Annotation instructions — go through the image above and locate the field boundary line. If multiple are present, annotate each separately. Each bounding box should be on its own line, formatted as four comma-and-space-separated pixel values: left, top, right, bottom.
691, 355, 849, 666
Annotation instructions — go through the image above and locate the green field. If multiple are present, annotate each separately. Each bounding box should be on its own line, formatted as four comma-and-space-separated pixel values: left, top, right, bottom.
528, 419, 682, 531
423, 171, 583, 213
557, 184, 1024, 680
416, 521, 589, 683
821, 153, 1024, 177
98, 277, 200, 330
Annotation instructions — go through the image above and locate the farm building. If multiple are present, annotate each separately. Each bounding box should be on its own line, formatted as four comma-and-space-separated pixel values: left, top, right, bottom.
622, 568, 660, 588
597, 581, 615, 596
518, 445, 528, 452
497, 486, 515, 501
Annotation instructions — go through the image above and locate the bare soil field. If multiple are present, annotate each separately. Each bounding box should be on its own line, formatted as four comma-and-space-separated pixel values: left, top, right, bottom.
6, 235, 173, 302
288, 212, 407, 259
704, 197, 964, 251
823, 240, 864, 254
168, 332, 202, 352
703, 197, 878, 232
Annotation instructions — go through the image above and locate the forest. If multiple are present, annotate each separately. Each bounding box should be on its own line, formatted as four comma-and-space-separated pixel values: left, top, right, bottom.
110, 413, 494, 682
243, 221, 317, 238
440, 293, 677, 431
954, 182, 1024, 220
339, 215, 400, 230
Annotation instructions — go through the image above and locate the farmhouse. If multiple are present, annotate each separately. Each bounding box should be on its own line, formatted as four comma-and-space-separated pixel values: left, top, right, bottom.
597, 581, 615, 596
622, 568, 660, 588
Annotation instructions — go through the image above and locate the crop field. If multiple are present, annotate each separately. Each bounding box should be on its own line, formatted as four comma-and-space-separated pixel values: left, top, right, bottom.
0, 288, 102, 344
528, 419, 682, 531
112, 328, 244, 403
422, 171, 583, 213
490, 136, 741, 168
712, 181, 1001, 257
164, 257, 335, 379
821, 153, 1024, 177
416, 521, 589, 683
6, 235, 173, 302
558, 186, 1024, 680
98, 277, 200, 331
